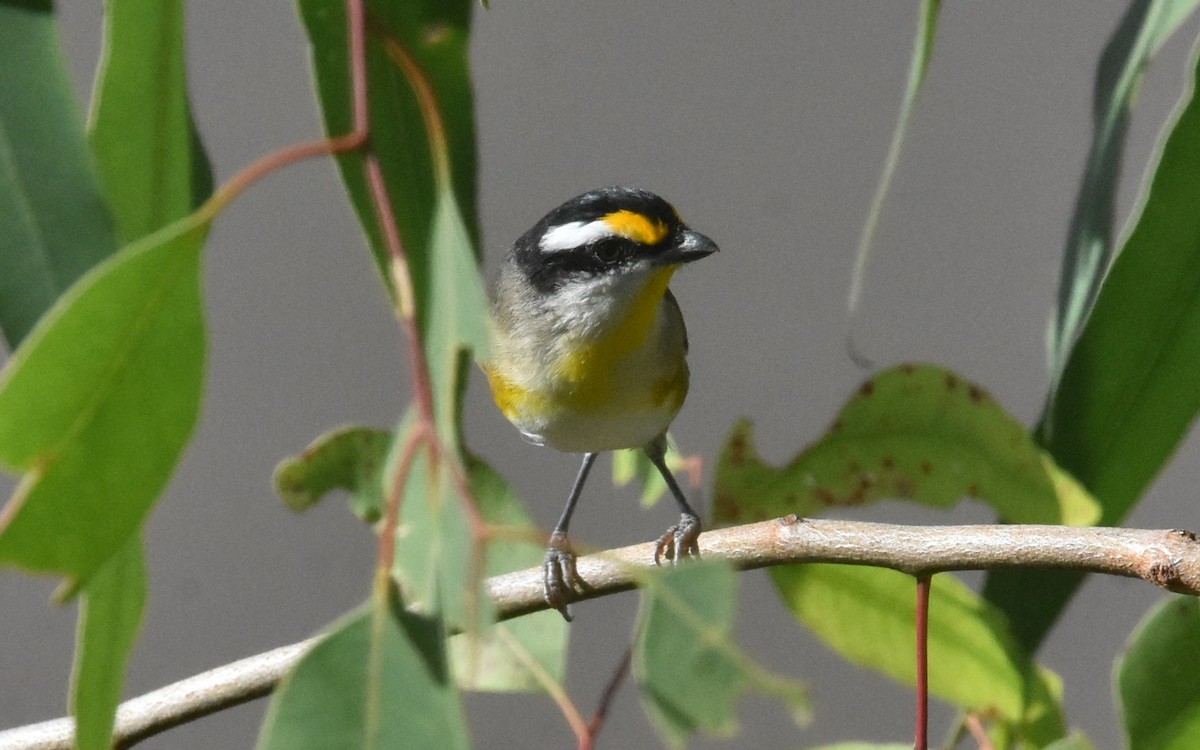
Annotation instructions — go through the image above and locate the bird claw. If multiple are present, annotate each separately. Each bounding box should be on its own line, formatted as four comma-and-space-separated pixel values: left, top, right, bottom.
654, 513, 701, 566
543, 532, 589, 621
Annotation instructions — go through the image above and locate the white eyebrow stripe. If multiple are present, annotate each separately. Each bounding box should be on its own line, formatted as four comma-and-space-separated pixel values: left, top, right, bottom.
538, 220, 618, 253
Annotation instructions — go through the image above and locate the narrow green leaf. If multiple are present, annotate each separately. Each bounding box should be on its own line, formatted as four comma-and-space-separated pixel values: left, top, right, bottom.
426, 187, 489, 441
87, 0, 212, 243
1153, 2, 1200, 56
274, 426, 393, 519
297, 0, 483, 446
776, 565, 1063, 741
70, 538, 147, 750
1117, 596, 1200, 750
280, 423, 563, 691
634, 560, 810, 748
1046, 0, 1200, 384
296, 0, 479, 291
0, 219, 207, 583
0, 1, 117, 347
71, 4, 212, 748
846, 0, 940, 354
388, 427, 477, 631
448, 457, 566, 692
713, 365, 1098, 528
257, 599, 471, 750
988, 32, 1200, 651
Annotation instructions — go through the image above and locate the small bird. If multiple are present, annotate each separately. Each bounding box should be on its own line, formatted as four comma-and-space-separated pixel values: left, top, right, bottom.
484, 187, 718, 619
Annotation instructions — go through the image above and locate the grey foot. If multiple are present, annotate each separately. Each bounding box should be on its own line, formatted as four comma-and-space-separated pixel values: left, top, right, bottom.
543, 532, 588, 621
654, 513, 701, 565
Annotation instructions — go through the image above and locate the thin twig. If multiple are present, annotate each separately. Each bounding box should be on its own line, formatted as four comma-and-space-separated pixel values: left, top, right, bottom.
4, 518, 1199, 750
582, 646, 633, 750
0, 641, 312, 750
964, 713, 995, 750
914, 574, 931, 750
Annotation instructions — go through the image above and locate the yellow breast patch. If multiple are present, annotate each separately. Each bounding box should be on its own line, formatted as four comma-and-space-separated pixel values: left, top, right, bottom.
555, 266, 680, 410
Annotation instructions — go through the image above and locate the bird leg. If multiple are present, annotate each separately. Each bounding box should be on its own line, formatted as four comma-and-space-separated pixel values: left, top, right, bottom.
543, 451, 598, 621
645, 438, 702, 565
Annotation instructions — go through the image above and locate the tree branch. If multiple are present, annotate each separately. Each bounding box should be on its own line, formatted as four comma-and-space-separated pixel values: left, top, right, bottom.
4, 517, 1199, 750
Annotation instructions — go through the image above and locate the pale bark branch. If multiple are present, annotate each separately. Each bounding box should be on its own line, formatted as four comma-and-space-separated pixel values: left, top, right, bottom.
4, 517, 1199, 750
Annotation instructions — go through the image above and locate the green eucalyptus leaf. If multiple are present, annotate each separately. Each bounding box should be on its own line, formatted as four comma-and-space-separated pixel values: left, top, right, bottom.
274, 426, 393, 519
297, 0, 484, 445
70, 538, 146, 750
1117, 596, 1200, 750
0, 219, 207, 583
989, 27, 1200, 651
713, 365, 1097, 528
1046, 0, 1200, 384
87, 0, 212, 243
389, 432, 477, 631
257, 598, 470, 750
426, 187, 489, 441
448, 458, 566, 692
296, 0, 478, 294
0, 0, 117, 347
846, 0, 941, 348
69, 2, 212, 746
634, 560, 810, 748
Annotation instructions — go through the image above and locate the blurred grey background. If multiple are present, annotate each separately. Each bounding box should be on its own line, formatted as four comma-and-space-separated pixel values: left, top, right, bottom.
4, 2, 1199, 748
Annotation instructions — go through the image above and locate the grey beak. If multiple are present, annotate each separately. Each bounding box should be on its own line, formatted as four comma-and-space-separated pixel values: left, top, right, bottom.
660, 228, 719, 265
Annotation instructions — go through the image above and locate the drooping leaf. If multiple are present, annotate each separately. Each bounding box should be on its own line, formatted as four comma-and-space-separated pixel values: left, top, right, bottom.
274, 426, 393, 519
0, 219, 208, 583
278, 423, 563, 692
387, 422, 478, 633
1117, 596, 1200, 750
425, 186, 489, 441
297, 0, 483, 443
846, 0, 941, 362
1046, 0, 1200, 387
296, 0, 478, 293
87, 0, 212, 243
713, 365, 1098, 528
988, 30, 1200, 651
70, 538, 146, 750
448, 458, 566, 692
70, 3, 212, 747
0, 0, 117, 347
634, 560, 810, 748
256, 598, 470, 750
777, 565, 1063, 743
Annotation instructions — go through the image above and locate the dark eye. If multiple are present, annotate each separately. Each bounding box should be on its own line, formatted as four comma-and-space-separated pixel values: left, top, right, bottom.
593, 239, 623, 263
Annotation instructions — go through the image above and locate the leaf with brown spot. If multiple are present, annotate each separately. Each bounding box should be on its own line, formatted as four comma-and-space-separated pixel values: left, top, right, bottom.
712, 364, 1099, 527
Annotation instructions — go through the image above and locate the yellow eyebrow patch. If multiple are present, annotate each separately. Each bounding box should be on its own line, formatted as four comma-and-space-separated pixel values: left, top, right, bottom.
603, 210, 669, 246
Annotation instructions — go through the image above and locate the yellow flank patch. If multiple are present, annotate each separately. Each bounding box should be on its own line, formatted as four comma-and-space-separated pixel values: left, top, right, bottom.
603, 210, 669, 246
483, 364, 533, 421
